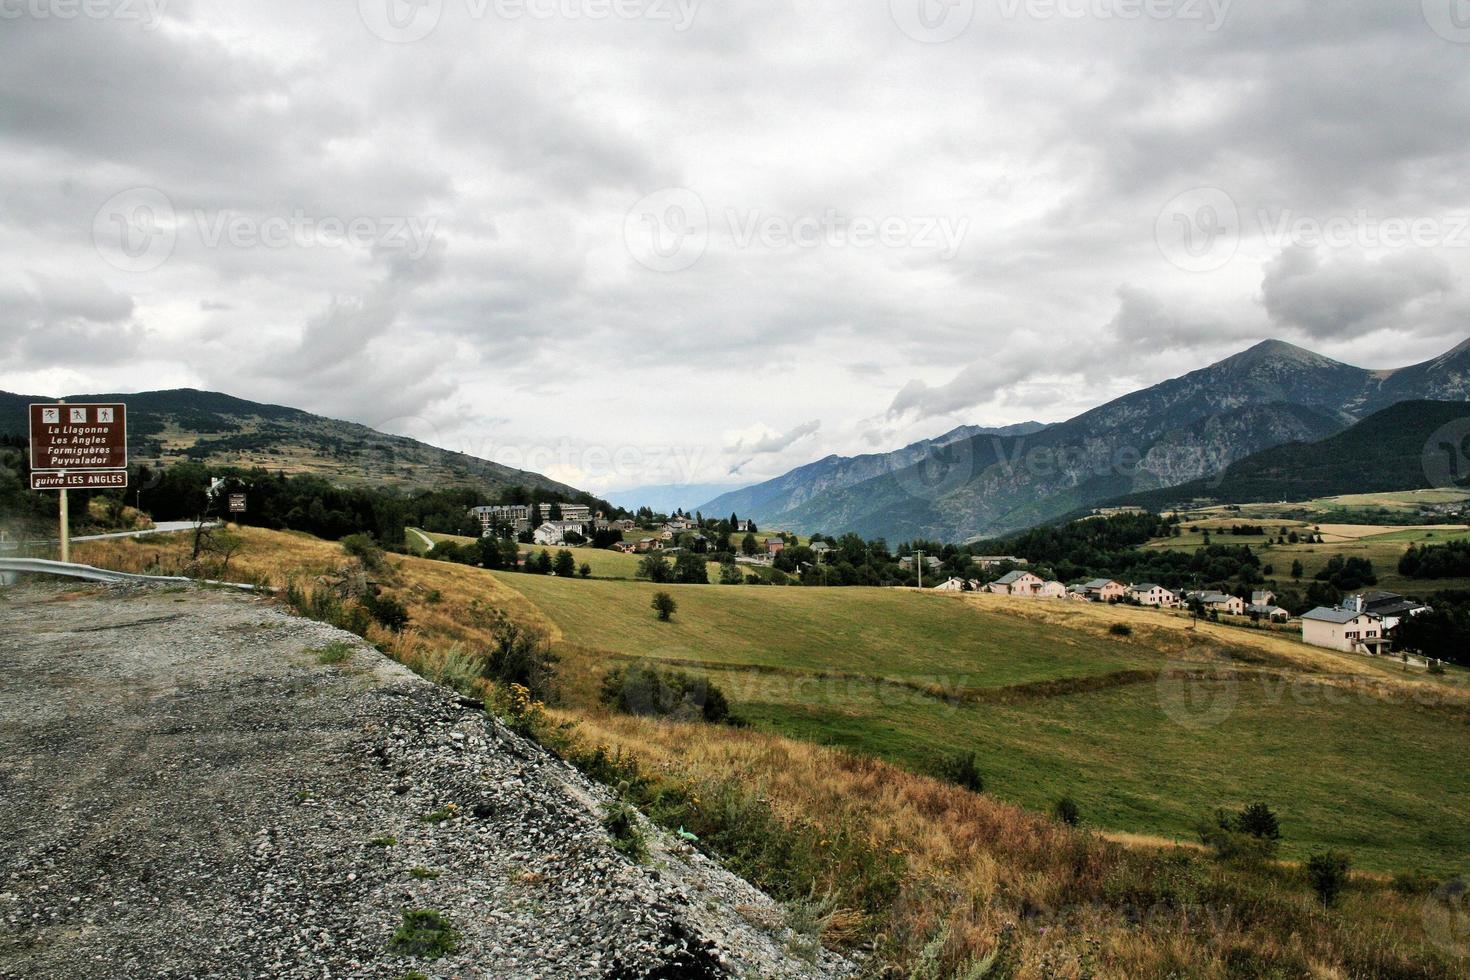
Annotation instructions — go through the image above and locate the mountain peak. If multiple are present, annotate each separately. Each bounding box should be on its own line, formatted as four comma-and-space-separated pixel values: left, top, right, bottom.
1223, 338, 1339, 369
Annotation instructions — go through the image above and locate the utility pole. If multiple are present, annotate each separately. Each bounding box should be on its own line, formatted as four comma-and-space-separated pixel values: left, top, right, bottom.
915, 550, 924, 590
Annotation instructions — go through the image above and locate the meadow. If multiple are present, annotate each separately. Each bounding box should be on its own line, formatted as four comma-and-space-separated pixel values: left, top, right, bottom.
491, 572, 1469, 876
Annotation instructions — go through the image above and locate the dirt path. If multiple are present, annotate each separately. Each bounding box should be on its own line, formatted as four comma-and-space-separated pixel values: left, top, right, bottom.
0, 582, 851, 980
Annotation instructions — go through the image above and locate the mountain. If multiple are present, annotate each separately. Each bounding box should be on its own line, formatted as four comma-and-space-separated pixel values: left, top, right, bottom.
0, 388, 588, 500
1106, 400, 1470, 509
605, 483, 751, 515
697, 421, 1048, 521
714, 338, 1470, 542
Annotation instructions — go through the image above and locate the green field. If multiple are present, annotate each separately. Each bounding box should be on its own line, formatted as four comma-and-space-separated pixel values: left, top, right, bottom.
493, 573, 1470, 875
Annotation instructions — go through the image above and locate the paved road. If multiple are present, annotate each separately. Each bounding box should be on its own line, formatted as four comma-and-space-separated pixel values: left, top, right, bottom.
406, 527, 436, 553
70, 521, 216, 543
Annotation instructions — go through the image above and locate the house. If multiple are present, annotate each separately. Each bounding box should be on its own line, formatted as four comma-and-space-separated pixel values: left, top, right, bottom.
1301, 607, 1388, 653
973, 555, 1027, 571
933, 577, 974, 592
1081, 579, 1127, 603
1036, 580, 1067, 598
765, 538, 786, 557
900, 555, 943, 572
532, 521, 588, 547
1344, 591, 1432, 633
1189, 591, 1246, 616
735, 519, 756, 533
1251, 590, 1277, 607
612, 519, 638, 532
1246, 603, 1291, 623
1127, 583, 1177, 607
611, 541, 638, 554
988, 570, 1045, 596
636, 537, 662, 553
810, 542, 833, 561
558, 504, 593, 522
1066, 584, 1091, 600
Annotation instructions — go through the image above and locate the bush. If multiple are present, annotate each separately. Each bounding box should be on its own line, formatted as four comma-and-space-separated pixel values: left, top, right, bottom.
1305, 851, 1351, 907
478, 610, 557, 702
361, 591, 410, 633
341, 533, 387, 574
1053, 796, 1080, 826
1197, 805, 1281, 863
651, 591, 678, 622
599, 664, 731, 723
933, 751, 984, 793
388, 909, 458, 959
1233, 802, 1282, 842
601, 800, 648, 862
1109, 623, 1133, 637
637, 554, 673, 583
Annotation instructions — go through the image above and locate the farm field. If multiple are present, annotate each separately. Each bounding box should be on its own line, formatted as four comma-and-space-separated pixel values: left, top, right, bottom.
1144, 519, 1470, 594
491, 572, 1470, 875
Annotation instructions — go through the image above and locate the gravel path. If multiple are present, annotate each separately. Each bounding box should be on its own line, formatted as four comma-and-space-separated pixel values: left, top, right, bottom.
0, 582, 854, 980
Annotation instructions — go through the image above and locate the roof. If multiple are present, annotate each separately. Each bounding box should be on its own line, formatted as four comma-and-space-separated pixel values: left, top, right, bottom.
1246, 604, 1288, 615
1083, 578, 1119, 589
1129, 583, 1163, 592
1302, 607, 1374, 625
994, 570, 1030, 585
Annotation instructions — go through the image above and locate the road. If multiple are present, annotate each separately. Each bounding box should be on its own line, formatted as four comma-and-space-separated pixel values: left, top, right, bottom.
70, 521, 217, 543
406, 527, 436, 552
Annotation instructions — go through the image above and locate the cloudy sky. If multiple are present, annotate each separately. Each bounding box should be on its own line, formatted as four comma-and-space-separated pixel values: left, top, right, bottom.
3, 0, 1469, 496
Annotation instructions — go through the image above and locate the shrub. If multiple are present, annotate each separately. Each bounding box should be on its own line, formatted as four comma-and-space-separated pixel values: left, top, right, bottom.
388, 909, 458, 959
637, 554, 673, 583
601, 800, 648, 862
361, 591, 410, 633
1053, 795, 1081, 826
1305, 851, 1351, 907
1233, 802, 1282, 842
341, 533, 387, 573
651, 591, 678, 622
480, 610, 558, 703
1109, 623, 1133, 637
578, 562, 592, 579
933, 751, 984, 793
600, 664, 731, 724
311, 640, 354, 665
1197, 805, 1281, 863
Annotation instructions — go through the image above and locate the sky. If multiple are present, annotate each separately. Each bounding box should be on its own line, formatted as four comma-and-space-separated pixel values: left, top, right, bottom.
3, 0, 1470, 497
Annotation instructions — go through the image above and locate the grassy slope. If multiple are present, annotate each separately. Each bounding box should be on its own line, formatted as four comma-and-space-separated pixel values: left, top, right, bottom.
493, 573, 1470, 875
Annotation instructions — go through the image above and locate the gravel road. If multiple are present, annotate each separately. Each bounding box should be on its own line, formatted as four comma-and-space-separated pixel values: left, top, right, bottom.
0, 581, 854, 980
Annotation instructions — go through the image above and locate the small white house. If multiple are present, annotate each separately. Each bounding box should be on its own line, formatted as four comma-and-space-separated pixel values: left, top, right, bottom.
532, 521, 585, 546
988, 570, 1045, 596
1036, 580, 1067, 598
933, 577, 974, 592
1127, 583, 1177, 607
1301, 607, 1387, 653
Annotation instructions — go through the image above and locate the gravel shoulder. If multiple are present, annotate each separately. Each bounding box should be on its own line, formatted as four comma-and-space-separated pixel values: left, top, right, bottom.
0, 581, 854, 980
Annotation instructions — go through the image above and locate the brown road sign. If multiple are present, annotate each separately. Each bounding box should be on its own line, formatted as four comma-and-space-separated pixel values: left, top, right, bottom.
229, 493, 247, 513
29, 402, 128, 472
31, 471, 129, 491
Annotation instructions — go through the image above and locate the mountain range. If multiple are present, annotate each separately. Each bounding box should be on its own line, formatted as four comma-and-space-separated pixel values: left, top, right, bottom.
698, 338, 1470, 542
0, 388, 587, 501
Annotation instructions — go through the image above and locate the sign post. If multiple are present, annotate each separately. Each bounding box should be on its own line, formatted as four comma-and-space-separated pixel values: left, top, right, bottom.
28, 401, 129, 562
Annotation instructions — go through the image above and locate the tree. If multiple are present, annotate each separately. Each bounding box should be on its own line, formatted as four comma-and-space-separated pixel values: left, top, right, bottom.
672, 551, 709, 584
553, 549, 576, 578
578, 562, 592, 579
719, 562, 744, 585
1306, 851, 1351, 907
637, 553, 673, 583
741, 532, 758, 556
1234, 802, 1282, 842
651, 591, 677, 622
1291, 559, 1303, 579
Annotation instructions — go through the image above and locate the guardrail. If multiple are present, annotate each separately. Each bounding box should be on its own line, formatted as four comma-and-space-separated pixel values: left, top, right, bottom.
0, 557, 275, 594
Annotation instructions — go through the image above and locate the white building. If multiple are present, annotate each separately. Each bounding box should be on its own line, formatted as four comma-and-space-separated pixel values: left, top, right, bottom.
1301, 607, 1388, 654
1036, 580, 1067, 598
1127, 583, 1177, 607
988, 570, 1045, 596
532, 521, 587, 546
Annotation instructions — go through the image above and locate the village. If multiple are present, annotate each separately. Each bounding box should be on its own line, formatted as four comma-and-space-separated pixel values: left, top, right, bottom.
932, 564, 1435, 658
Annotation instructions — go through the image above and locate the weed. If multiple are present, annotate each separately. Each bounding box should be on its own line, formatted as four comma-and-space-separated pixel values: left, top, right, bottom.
388, 909, 458, 959
369, 835, 397, 848
311, 640, 354, 665
421, 805, 457, 825
600, 800, 648, 862
409, 867, 441, 880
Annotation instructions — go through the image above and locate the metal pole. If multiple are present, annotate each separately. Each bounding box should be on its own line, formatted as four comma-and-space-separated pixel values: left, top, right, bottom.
58, 399, 69, 563
916, 550, 923, 590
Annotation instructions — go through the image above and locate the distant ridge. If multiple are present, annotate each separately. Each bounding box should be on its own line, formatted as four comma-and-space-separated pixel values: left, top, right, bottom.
0, 387, 589, 500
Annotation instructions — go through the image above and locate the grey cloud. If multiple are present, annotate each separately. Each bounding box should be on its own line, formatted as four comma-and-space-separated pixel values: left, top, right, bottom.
726, 420, 821, 455
1260, 247, 1452, 339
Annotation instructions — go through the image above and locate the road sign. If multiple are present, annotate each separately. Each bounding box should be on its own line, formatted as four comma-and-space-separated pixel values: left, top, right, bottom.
229, 493, 247, 514
31, 471, 128, 491
29, 402, 128, 472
